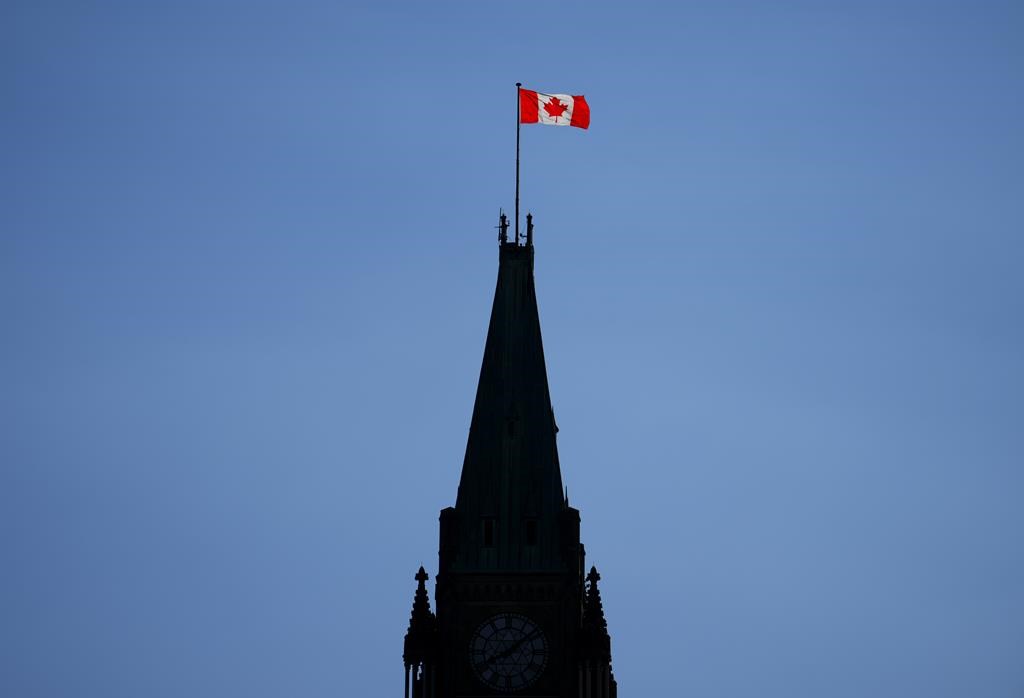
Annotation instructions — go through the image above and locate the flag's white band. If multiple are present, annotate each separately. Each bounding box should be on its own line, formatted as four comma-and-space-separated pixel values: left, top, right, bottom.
536, 93, 575, 126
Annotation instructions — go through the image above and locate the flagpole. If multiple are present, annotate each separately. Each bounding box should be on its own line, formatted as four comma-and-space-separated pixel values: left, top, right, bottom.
515, 82, 521, 244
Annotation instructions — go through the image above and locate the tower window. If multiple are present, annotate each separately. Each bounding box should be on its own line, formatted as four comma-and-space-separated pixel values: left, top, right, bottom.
525, 519, 538, 546
482, 518, 496, 547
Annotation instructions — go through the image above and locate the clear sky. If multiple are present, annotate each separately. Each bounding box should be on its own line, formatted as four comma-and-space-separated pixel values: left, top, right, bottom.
3, 2, 1022, 697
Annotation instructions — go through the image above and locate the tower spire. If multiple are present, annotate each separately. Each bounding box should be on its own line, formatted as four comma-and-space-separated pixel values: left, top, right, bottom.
580, 565, 617, 696
403, 567, 437, 698
451, 226, 566, 570
410, 213, 618, 697
583, 567, 608, 635
403, 566, 436, 665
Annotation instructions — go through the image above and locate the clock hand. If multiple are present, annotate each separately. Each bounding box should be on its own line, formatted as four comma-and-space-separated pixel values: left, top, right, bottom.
484, 630, 540, 665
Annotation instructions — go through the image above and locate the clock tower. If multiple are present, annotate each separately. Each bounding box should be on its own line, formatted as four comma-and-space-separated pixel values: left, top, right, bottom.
402, 214, 617, 698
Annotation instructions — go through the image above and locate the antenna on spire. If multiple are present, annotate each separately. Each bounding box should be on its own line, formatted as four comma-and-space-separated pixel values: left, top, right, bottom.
526, 212, 534, 247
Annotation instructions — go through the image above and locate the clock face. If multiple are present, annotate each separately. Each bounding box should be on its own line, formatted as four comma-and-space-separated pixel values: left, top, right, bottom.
469, 613, 548, 691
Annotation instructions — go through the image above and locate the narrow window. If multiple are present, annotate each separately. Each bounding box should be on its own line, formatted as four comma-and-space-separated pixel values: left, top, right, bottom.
525, 519, 538, 546
482, 518, 495, 547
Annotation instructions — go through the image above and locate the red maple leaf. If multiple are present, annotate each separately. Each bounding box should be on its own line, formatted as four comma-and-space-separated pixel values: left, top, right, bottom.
543, 97, 568, 120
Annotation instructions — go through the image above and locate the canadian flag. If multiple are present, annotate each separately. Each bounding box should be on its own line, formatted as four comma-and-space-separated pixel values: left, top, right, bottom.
519, 89, 590, 129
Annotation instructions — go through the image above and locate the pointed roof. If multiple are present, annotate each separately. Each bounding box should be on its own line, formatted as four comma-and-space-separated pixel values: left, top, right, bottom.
452, 236, 566, 570
583, 566, 608, 632
581, 565, 613, 663
403, 566, 436, 665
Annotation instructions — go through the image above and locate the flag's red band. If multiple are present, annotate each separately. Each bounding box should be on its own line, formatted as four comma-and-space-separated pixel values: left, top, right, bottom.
570, 95, 590, 129
519, 89, 539, 124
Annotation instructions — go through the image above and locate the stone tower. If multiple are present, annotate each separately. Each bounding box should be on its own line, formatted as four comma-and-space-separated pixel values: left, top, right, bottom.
403, 214, 617, 698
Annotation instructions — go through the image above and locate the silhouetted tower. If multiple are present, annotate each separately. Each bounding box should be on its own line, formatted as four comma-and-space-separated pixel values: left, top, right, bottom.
403, 214, 617, 697
580, 567, 614, 695
404, 566, 437, 697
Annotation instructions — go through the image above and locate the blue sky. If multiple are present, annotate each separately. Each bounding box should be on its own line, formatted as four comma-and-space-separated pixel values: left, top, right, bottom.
2, 2, 1022, 696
